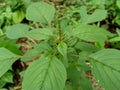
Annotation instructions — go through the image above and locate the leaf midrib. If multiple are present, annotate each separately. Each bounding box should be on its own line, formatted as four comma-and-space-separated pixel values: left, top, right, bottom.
91, 58, 120, 73
40, 56, 53, 90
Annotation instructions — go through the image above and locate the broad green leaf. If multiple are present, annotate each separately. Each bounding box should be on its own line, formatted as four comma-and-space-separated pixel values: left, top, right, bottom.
80, 6, 107, 24
5, 24, 29, 39
1, 71, 13, 83
22, 41, 52, 61
0, 48, 19, 77
117, 0, 120, 9
22, 55, 67, 90
75, 42, 99, 52
73, 24, 109, 42
5, 24, 53, 40
27, 28, 53, 40
26, 2, 55, 24
90, 49, 120, 90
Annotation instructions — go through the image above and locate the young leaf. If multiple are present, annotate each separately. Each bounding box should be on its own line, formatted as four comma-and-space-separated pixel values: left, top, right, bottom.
57, 42, 68, 67
73, 24, 109, 42
5, 24, 29, 39
90, 49, 120, 90
22, 54, 67, 90
26, 28, 53, 40
12, 10, 25, 23
0, 48, 19, 77
26, 2, 55, 24
57, 42, 67, 57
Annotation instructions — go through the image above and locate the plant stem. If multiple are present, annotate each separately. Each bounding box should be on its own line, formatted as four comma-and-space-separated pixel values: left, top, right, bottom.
58, 20, 62, 42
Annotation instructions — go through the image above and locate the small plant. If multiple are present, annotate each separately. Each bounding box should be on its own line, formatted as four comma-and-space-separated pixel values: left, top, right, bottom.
0, 1, 120, 90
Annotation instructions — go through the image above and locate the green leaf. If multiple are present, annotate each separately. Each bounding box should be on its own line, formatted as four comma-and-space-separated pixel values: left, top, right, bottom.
67, 38, 77, 47
0, 15, 4, 27
5, 24, 53, 40
75, 42, 99, 52
0, 88, 7, 90
80, 6, 107, 24
27, 28, 53, 40
92, 0, 105, 5
1, 71, 13, 83
26, 2, 55, 24
110, 29, 120, 42
90, 49, 120, 90
57, 42, 67, 57
73, 24, 109, 42
12, 10, 25, 23
57, 42, 68, 67
67, 65, 92, 90
116, 28, 120, 36
117, 0, 120, 9
67, 47, 78, 62
0, 47, 19, 77
0, 79, 6, 88
80, 76, 93, 90
22, 41, 52, 61
22, 0, 42, 8
0, 39, 21, 55
0, 29, 4, 36
22, 55, 67, 90
5, 24, 29, 39
64, 84, 73, 90
109, 37, 120, 42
